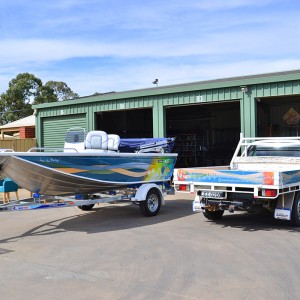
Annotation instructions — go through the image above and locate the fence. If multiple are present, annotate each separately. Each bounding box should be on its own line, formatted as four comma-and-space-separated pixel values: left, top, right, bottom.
0, 138, 36, 152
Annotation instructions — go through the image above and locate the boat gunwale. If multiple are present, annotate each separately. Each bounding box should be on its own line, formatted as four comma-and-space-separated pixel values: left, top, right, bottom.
0, 151, 178, 157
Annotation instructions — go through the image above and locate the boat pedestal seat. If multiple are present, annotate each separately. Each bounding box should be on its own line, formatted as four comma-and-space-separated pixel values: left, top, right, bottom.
84, 131, 109, 152
82, 131, 120, 153
107, 134, 120, 152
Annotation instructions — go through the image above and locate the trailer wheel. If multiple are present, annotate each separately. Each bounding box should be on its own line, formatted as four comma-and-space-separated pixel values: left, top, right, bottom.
290, 193, 300, 227
78, 204, 95, 211
203, 209, 224, 220
140, 188, 161, 217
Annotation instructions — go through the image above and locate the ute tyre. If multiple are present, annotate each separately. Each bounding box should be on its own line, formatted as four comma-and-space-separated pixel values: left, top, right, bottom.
78, 204, 95, 211
290, 193, 300, 227
140, 188, 161, 217
203, 209, 224, 220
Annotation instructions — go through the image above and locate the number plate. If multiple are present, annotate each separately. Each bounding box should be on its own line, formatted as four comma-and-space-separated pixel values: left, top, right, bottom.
274, 209, 291, 220
201, 191, 226, 199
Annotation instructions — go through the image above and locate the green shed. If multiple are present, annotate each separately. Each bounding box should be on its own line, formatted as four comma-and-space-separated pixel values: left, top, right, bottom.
33, 69, 300, 167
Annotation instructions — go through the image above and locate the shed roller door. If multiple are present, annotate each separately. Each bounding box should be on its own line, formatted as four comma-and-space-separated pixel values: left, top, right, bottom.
42, 114, 86, 148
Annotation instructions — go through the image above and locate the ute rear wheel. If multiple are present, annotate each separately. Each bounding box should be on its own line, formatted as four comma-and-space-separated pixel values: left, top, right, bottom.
290, 193, 300, 227
140, 188, 161, 217
203, 209, 224, 220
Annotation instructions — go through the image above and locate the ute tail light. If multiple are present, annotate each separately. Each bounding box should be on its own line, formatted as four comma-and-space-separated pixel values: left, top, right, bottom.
178, 184, 190, 192
262, 189, 277, 197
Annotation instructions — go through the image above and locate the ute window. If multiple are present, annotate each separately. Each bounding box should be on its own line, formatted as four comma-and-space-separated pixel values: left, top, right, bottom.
247, 146, 300, 157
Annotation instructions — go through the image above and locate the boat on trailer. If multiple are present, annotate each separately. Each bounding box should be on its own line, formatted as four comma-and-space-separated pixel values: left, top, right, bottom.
0, 128, 177, 216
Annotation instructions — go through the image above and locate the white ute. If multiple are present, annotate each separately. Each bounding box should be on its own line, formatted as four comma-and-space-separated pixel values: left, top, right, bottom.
173, 136, 300, 226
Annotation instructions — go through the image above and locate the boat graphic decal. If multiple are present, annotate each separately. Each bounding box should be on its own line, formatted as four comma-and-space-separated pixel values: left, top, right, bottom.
54, 167, 86, 174
15, 155, 177, 183
110, 168, 148, 177
54, 167, 148, 178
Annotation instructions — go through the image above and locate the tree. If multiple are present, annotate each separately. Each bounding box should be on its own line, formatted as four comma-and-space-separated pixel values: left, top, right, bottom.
0, 73, 79, 124
0, 73, 42, 124
44, 81, 79, 101
34, 85, 57, 105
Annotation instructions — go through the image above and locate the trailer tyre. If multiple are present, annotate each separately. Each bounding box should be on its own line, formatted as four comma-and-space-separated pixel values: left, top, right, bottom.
203, 209, 224, 220
290, 193, 300, 227
78, 204, 95, 211
140, 188, 161, 217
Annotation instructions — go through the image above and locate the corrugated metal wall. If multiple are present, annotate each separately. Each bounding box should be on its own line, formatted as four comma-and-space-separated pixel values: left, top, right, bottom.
34, 71, 300, 146
42, 114, 86, 147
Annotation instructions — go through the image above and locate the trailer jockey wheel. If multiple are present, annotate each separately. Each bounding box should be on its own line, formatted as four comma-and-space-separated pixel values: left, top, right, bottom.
78, 204, 95, 211
140, 188, 161, 217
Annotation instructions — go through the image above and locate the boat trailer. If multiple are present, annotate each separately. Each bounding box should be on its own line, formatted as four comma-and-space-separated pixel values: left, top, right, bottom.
0, 183, 174, 217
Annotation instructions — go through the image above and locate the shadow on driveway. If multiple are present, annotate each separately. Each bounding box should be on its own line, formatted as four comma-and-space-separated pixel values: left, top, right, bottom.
0, 198, 195, 243
1, 199, 300, 245
205, 208, 300, 232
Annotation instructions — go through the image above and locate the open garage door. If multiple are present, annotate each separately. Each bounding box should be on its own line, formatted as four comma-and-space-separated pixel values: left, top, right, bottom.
166, 102, 240, 167
95, 108, 153, 138
257, 95, 300, 137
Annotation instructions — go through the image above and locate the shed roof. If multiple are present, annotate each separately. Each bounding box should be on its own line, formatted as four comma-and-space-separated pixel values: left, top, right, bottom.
32, 69, 300, 109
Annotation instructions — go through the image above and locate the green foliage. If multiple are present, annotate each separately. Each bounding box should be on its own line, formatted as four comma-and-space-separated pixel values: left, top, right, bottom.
0, 73, 39, 124
34, 85, 57, 105
45, 81, 79, 101
0, 73, 79, 124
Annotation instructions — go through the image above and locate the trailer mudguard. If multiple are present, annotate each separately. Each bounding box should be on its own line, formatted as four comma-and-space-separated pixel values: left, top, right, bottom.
133, 184, 165, 205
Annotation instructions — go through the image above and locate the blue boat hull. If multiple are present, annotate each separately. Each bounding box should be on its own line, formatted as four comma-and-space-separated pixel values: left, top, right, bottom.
0, 153, 177, 196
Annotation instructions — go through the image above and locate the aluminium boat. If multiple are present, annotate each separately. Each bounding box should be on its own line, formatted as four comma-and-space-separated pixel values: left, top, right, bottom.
0, 128, 177, 196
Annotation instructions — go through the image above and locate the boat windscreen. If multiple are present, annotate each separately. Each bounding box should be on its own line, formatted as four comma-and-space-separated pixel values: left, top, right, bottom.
65, 130, 86, 143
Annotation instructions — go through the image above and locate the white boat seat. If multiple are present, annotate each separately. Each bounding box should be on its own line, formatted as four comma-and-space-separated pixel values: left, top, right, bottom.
107, 134, 120, 151
85, 131, 108, 152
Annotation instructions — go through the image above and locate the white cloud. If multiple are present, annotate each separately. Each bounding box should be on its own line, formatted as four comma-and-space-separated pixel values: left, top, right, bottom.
35, 58, 300, 97
0, 0, 299, 97
2, 58, 300, 96
1, 19, 299, 66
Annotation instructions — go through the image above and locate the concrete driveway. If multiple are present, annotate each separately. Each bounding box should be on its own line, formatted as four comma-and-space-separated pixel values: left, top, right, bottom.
0, 190, 299, 299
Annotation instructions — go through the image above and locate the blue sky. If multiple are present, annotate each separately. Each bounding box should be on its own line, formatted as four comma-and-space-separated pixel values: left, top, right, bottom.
0, 0, 300, 97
